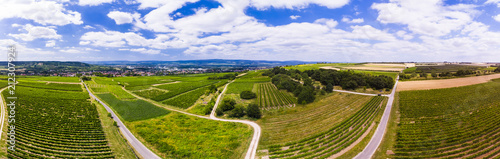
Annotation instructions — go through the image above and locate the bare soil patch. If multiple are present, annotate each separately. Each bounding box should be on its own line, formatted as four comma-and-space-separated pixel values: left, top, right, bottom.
344, 67, 404, 72
397, 73, 500, 91
320, 66, 340, 70
365, 64, 405, 68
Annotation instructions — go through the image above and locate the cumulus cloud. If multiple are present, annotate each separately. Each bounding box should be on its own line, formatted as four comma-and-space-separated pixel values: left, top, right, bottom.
494, 14, 500, 22
372, 0, 476, 37
107, 11, 139, 25
341, 17, 364, 23
485, 0, 500, 7
46, 40, 56, 47
250, 0, 350, 10
290, 15, 301, 20
9, 24, 62, 41
130, 48, 161, 54
79, 0, 113, 6
0, 0, 82, 26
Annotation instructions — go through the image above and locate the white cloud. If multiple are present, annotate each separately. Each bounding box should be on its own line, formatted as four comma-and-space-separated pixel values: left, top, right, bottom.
9, 24, 62, 41
83, 25, 95, 29
290, 15, 300, 20
485, 0, 500, 7
396, 30, 414, 40
342, 17, 364, 23
79, 0, 113, 6
46, 40, 56, 47
80, 31, 152, 47
107, 11, 139, 25
372, 0, 476, 37
130, 48, 161, 54
250, 0, 350, 10
60, 49, 83, 54
0, 0, 82, 26
494, 14, 500, 22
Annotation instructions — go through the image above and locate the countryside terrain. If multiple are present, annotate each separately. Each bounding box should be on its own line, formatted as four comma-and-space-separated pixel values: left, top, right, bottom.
0, 61, 499, 159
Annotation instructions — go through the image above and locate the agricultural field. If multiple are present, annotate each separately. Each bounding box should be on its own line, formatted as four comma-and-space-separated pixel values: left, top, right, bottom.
128, 113, 252, 158
404, 64, 488, 73
17, 80, 83, 91
96, 93, 170, 121
397, 73, 500, 91
256, 83, 295, 108
283, 63, 356, 71
265, 96, 385, 158
226, 71, 270, 94
151, 81, 219, 101
162, 86, 212, 109
258, 93, 373, 147
391, 79, 500, 158
16, 76, 81, 82
343, 63, 405, 72
5, 85, 115, 158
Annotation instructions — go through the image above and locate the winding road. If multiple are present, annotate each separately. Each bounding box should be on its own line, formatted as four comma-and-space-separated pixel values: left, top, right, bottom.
86, 79, 261, 159
354, 76, 399, 159
83, 82, 161, 159
0, 87, 7, 142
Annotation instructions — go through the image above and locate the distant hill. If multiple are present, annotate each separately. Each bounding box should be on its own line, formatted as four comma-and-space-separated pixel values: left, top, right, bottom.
83, 59, 316, 67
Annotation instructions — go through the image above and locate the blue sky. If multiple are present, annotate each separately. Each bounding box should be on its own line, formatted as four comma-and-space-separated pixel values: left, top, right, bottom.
1, 0, 500, 62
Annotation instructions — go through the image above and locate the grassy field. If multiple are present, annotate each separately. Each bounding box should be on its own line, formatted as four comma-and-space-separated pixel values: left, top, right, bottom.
17, 80, 83, 91
226, 71, 270, 94
258, 92, 372, 147
96, 93, 170, 122
282, 63, 356, 71
128, 113, 252, 159
389, 79, 500, 158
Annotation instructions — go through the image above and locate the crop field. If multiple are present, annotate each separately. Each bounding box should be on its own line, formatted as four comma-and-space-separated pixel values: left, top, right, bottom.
265, 96, 384, 159
132, 88, 166, 99
96, 93, 170, 121
258, 93, 373, 146
17, 81, 83, 91
256, 83, 295, 108
393, 80, 500, 158
151, 81, 219, 101
86, 81, 136, 99
405, 64, 487, 73
128, 113, 252, 158
17, 76, 81, 82
6, 86, 114, 158
162, 86, 211, 109
397, 73, 500, 91
226, 71, 270, 94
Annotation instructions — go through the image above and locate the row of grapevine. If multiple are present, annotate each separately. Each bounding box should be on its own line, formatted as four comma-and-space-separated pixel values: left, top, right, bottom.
267, 96, 384, 159
393, 80, 500, 158
6, 86, 114, 158
256, 83, 295, 109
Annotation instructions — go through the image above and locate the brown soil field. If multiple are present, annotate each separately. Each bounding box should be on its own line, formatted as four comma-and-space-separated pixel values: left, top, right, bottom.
397, 73, 500, 91
364, 64, 405, 68
319, 66, 340, 70
344, 66, 404, 71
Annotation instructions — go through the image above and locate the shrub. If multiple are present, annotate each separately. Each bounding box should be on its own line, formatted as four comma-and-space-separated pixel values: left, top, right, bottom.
240, 90, 257, 99
246, 103, 262, 119
215, 107, 224, 116
495, 67, 500, 73
324, 83, 333, 93
228, 105, 246, 118
220, 98, 236, 111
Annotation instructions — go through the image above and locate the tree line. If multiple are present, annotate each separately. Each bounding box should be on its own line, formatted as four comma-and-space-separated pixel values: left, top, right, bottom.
262, 67, 394, 104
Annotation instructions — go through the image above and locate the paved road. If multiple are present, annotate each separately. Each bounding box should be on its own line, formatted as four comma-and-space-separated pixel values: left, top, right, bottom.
83, 82, 161, 159
354, 76, 399, 159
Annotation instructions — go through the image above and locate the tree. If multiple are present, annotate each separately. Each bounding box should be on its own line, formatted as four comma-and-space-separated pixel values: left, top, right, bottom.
220, 98, 236, 111
324, 83, 333, 93
247, 104, 261, 119
298, 86, 315, 104
81, 76, 92, 81
240, 90, 256, 99
207, 84, 217, 94
495, 67, 500, 73
215, 107, 224, 116
76, 73, 82, 77
342, 80, 358, 90
228, 105, 246, 118
431, 72, 438, 78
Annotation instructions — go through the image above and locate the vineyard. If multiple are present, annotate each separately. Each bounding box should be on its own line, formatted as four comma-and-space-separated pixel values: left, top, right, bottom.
17, 80, 83, 92
393, 80, 500, 158
6, 86, 114, 158
256, 83, 295, 108
151, 81, 219, 101
265, 96, 384, 159
96, 93, 170, 121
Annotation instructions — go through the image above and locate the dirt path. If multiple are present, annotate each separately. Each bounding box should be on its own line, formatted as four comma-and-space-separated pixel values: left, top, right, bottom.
320, 66, 341, 70
40, 81, 82, 84
328, 122, 375, 159
397, 73, 500, 91
0, 87, 7, 142
119, 81, 260, 159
